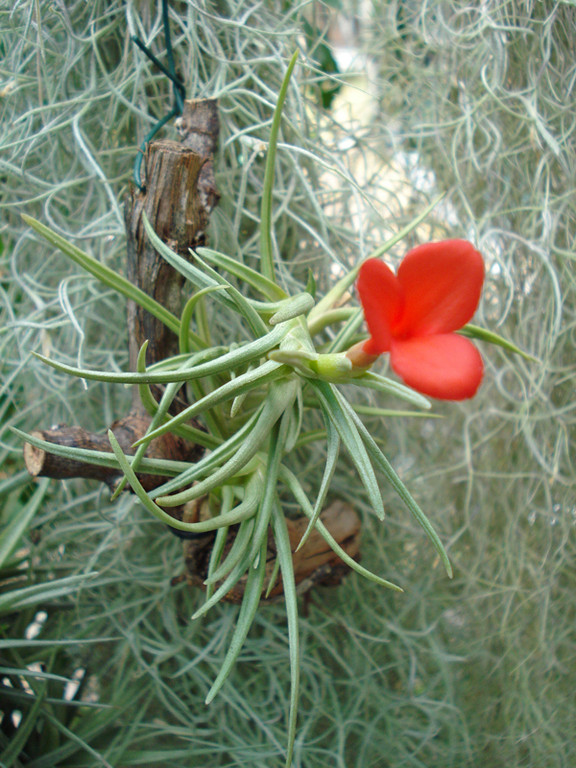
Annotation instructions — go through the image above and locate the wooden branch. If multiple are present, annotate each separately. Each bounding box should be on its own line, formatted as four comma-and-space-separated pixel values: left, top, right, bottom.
24, 99, 220, 487
180, 500, 361, 602
125, 99, 220, 399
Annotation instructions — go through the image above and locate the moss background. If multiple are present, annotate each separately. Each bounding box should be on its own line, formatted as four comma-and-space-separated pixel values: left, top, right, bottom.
1, 1, 574, 766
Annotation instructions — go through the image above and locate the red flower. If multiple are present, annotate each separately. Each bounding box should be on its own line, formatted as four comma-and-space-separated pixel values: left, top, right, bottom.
355, 240, 484, 400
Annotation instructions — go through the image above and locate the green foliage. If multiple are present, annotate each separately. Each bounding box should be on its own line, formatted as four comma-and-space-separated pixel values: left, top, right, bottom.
0, 478, 126, 767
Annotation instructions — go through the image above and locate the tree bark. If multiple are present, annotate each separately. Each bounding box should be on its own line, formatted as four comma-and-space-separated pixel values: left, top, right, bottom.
24, 99, 220, 490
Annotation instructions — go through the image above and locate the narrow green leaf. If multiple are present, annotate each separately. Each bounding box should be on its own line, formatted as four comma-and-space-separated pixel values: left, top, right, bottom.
307, 307, 356, 337
305, 268, 316, 298
194, 290, 212, 349
40, 708, 117, 768
22, 214, 180, 335
135, 340, 227, 442
260, 50, 300, 281
134, 361, 289, 448
34, 321, 289, 384
0, 638, 116, 650
142, 213, 264, 331
353, 405, 442, 419
271, 505, 300, 768
0, 667, 78, 685
311, 380, 385, 520
204, 540, 267, 704
460, 323, 540, 363
264, 556, 281, 600
107, 431, 256, 533
179, 286, 225, 354
229, 368, 252, 418
143, 348, 227, 372
205, 517, 256, 585
142, 213, 230, 292
346, 400, 453, 578
246, 384, 298, 563
0, 573, 98, 616
204, 523, 231, 601
191, 250, 268, 336
178, 492, 259, 533
114, 344, 213, 499
11, 427, 202, 475
352, 371, 432, 409
0, 478, 49, 570
155, 378, 295, 507
284, 386, 304, 454
295, 414, 340, 551
280, 466, 402, 591
269, 293, 315, 325
135, 341, 157, 415
149, 408, 263, 498
326, 308, 364, 353
192, 551, 252, 620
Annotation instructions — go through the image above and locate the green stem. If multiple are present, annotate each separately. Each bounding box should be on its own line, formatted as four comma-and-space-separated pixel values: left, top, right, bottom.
260, 50, 299, 282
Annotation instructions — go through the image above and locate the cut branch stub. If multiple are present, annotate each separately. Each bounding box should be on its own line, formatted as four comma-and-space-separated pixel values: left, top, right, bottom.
24, 411, 202, 492
125, 140, 214, 376
124, 99, 220, 402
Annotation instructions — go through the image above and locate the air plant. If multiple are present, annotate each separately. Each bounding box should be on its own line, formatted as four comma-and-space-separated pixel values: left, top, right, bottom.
17, 52, 532, 766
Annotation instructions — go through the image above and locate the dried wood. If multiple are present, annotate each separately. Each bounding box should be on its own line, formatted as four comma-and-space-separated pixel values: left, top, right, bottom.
25, 100, 220, 489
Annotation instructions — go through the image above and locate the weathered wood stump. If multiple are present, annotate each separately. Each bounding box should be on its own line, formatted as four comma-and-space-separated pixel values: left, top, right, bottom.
24, 100, 220, 490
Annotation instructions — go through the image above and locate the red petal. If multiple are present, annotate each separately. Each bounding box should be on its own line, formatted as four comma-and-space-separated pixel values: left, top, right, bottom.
357, 258, 403, 354
395, 240, 484, 337
390, 334, 483, 400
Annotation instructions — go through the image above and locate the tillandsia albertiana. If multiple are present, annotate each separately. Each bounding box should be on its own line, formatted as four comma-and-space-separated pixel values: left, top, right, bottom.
17, 51, 536, 767
21, 206, 534, 766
